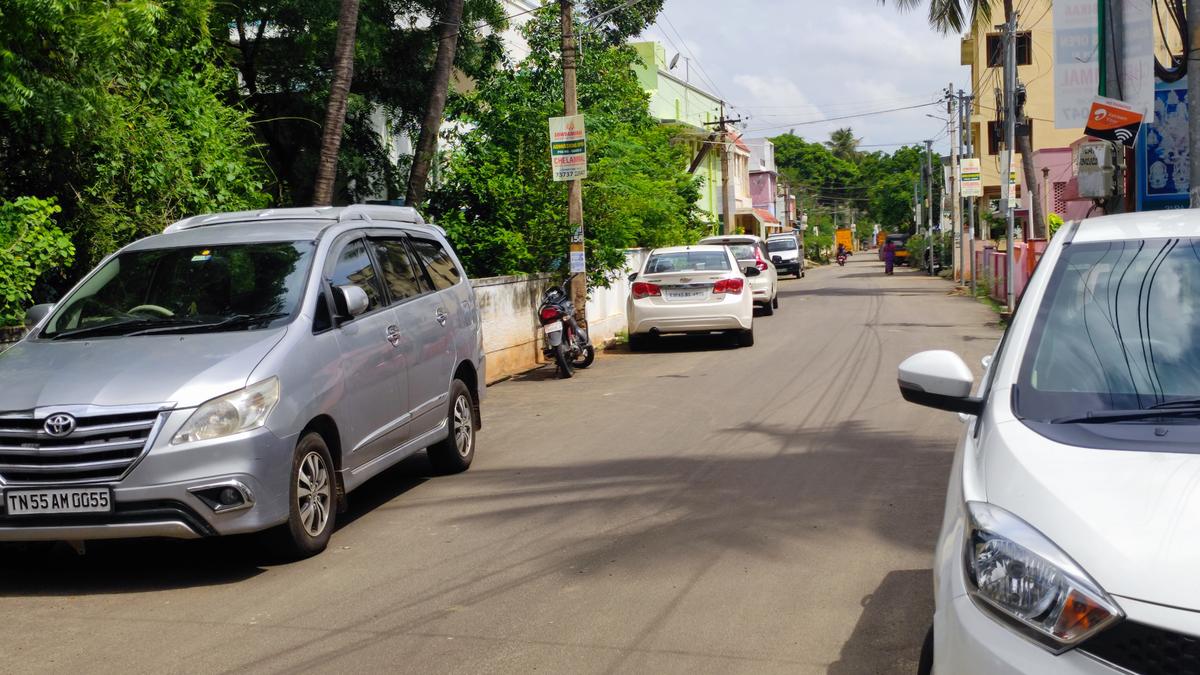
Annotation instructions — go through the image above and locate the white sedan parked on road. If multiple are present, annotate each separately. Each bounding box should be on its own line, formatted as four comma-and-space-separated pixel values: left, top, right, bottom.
626, 245, 758, 350
697, 234, 779, 314
899, 210, 1200, 675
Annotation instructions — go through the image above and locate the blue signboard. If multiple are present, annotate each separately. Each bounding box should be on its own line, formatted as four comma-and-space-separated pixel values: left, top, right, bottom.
1136, 79, 1189, 211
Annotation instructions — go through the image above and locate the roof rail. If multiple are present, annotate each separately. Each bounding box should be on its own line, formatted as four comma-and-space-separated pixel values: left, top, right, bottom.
163, 204, 425, 233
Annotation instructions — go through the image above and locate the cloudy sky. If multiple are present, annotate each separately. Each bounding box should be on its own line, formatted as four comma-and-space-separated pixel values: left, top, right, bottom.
638, 0, 969, 155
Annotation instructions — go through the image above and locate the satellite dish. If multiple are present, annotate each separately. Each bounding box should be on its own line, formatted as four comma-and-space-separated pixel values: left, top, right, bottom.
669, 53, 681, 70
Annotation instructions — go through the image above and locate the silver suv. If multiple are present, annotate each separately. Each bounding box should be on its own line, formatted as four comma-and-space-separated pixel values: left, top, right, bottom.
0, 205, 485, 557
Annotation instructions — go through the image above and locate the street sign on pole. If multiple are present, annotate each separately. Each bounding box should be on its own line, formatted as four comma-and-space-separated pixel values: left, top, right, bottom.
1084, 96, 1145, 146
549, 114, 587, 181
961, 158, 982, 197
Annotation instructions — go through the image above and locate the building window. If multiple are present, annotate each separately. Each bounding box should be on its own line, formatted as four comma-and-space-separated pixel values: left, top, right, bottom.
986, 120, 1033, 156
985, 32, 1032, 67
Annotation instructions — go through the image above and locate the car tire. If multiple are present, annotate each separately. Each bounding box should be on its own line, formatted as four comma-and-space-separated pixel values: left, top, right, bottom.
273, 432, 337, 559
760, 300, 774, 316
772, 294, 780, 310
917, 625, 934, 675
738, 326, 755, 347
427, 379, 477, 474
554, 343, 574, 378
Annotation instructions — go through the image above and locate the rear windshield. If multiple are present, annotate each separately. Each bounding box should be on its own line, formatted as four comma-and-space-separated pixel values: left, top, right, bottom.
1016, 238, 1200, 421
645, 251, 731, 274
768, 239, 797, 252
726, 244, 757, 260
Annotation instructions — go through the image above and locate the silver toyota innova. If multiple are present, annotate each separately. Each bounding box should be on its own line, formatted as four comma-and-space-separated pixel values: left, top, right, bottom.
0, 205, 484, 557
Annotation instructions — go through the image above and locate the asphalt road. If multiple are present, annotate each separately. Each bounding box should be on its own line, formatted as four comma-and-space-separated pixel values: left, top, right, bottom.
0, 254, 1002, 674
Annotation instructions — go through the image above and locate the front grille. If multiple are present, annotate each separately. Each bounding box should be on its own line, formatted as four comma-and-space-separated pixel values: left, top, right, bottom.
0, 410, 163, 484
1082, 621, 1200, 675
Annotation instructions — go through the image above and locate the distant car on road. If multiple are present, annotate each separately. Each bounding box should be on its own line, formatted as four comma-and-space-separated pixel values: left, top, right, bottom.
899, 211, 1200, 674
0, 205, 484, 558
883, 232, 911, 265
626, 245, 757, 350
697, 234, 779, 314
767, 232, 804, 278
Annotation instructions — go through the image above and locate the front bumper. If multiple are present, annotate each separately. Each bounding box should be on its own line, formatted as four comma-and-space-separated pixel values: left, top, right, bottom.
0, 410, 296, 541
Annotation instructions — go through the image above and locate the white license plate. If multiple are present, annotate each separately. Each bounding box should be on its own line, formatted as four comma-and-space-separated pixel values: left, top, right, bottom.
666, 290, 707, 300
543, 322, 562, 334
5, 488, 113, 516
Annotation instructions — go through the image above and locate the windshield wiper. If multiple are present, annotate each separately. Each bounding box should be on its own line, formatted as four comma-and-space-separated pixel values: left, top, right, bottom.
126, 312, 289, 336
1148, 398, 1200, 410
49, 318, 199, 341
1051, 407, 1200, 424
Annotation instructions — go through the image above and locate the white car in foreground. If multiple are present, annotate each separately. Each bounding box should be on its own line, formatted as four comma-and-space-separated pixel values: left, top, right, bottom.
626, 245, 757, 350
900, 210, 1200, 674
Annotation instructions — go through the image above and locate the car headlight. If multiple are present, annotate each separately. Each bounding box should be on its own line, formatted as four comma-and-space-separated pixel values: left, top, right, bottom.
171, 378, 280, 445
964, 501, 1123, 652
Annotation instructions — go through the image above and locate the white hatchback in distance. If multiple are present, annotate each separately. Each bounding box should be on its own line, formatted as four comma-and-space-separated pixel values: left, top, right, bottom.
697, 234, 779, 314
899, 210, 1200, 674
626, 245, 757, 350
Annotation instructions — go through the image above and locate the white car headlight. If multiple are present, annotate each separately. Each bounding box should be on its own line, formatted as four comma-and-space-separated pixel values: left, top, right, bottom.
171, 378, 280, 445
964, 501, 1123, 652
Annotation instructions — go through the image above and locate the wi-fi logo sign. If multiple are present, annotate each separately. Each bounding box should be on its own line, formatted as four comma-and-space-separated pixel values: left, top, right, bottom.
1114, 128, 1135, 143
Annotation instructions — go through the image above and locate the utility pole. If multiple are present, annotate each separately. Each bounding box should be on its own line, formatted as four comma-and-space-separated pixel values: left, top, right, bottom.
720, 105, 735, 235
1187, 1, 1199, 207
924, 138, 934, 276
1001, 11, 1017, 312
913, 178, 921, 236
949, 85, 962, 285
961, 90, 976, 296
560, 0, 586, 322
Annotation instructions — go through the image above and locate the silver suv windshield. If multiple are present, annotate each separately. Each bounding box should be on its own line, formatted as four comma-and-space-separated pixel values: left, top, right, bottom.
41, 241, 316, 340
1016, 238, 1200, 422
768, 239, 797, 252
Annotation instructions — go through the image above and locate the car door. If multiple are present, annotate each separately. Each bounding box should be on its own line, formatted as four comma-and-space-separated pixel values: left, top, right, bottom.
402, 235, 461, 437
326, 235, 410, 470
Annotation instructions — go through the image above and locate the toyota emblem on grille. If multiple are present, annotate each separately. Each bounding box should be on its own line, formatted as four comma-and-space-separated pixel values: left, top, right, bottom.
43, 413, 76, 438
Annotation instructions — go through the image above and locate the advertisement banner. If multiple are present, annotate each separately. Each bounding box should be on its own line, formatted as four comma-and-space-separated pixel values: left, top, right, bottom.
1084, 96, 1145, 146
1054, 0, 1152, 128
549, 115, 587, 181
961, 158, 982, 197
1136, 79, 1189, 211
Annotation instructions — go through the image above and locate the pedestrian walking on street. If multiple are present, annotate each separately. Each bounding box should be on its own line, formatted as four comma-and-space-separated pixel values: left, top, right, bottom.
883, 240, 896, 275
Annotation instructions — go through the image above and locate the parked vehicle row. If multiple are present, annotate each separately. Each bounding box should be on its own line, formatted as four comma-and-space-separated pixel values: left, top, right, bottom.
625, 233, 798, 351
1, 205, 483, 558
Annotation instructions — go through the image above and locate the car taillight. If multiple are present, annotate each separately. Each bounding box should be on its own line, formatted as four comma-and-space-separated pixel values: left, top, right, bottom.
754, 249, 769, 271
631, 282, 661, 299
713, 278, 744, 294
539, 307, 561, 323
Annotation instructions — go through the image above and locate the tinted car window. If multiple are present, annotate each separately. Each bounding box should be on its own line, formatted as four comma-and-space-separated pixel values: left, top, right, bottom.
373, 239, 424, 303
329, 238, 383, 312
768, 239, 797, 252
410, 238, 462, 291
727, 244, 757, 261
1017, 238, 1200, 420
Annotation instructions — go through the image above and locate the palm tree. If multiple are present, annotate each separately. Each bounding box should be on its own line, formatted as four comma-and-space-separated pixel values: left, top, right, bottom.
312, 0, 362, 206
407, 0, 467, 207
826, 127, 862, 162
880, 0, 1045, 237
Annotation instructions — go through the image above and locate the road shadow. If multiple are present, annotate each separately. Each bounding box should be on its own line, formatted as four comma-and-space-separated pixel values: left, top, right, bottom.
607, 332, 738, 354
827, 568, 935, 675
800, 286, 948, 297
0, 452, 433, 596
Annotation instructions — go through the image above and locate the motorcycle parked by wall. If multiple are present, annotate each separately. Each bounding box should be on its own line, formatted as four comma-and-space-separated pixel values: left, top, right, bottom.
538, 275, 595, 379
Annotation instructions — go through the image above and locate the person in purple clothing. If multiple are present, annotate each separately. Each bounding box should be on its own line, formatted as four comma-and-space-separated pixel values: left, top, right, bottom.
883, 240, 896, 275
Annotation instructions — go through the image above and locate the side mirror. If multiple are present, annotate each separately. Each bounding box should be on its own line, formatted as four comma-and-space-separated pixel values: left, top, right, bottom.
743, 266, 761, 277
332, 284, 370, 319
898, 350, 984, 416
628, 272, 639, 282
24, 303, 54, 329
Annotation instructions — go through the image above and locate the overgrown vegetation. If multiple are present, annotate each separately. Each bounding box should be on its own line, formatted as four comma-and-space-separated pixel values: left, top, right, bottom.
0, 198, 74, 325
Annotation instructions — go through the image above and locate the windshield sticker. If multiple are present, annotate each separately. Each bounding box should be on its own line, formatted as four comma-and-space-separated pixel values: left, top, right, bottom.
191, 249, 212, 262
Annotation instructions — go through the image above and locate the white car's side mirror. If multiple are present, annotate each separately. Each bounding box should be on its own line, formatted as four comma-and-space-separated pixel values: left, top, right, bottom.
898, 350, 984, 416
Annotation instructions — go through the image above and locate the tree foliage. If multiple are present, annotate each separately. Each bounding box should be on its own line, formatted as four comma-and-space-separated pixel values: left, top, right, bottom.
0, 198, 74, 325
430, 8, 705, 285
0, 0, 270, 280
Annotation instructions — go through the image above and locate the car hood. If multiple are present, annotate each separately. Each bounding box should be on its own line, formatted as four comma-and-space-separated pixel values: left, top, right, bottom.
0, 329, 288, 412
985, 419, 1200, 610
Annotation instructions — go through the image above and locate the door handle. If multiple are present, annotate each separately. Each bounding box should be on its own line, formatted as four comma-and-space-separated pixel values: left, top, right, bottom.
435, 308, 448, 326
386, 325, 402, 347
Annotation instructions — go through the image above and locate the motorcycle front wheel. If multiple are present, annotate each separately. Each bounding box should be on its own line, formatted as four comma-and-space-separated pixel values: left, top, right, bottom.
573, 343, 595, 369
554, 343, 575, 379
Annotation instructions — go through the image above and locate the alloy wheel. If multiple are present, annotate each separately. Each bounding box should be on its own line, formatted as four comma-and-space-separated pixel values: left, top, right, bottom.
453, 394, 474, 458
296, 451, 332, 536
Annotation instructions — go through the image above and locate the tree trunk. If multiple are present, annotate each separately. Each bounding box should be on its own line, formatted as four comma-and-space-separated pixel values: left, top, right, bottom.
999, 0, 1044, 238
312, 0, 362, 207
406, 0, 466, 207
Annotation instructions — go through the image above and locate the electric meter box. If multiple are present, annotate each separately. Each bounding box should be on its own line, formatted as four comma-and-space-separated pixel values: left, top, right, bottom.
1074, 140, 1118, 198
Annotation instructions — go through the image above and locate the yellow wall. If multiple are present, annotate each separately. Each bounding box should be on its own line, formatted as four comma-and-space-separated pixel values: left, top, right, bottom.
963, 0, 1083, 193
